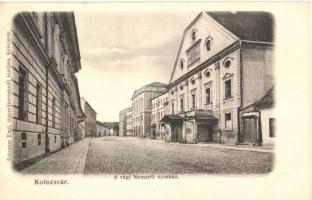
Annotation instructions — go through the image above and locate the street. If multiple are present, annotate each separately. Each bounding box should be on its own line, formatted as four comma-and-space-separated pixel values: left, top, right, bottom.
21, 136, 273, 175
85, 137, 273, 174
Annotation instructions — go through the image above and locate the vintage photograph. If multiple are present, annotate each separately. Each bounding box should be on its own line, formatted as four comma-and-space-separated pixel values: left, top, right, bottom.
10, 11, 275, 175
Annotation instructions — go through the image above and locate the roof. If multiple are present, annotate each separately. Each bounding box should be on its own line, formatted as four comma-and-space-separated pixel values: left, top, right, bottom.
85, 101, 97, 115
131, 82, 167, 100
255, 86, 274, 109
160, 115, 183, 124
207, 11, 274, 42
73, 76, 86, 120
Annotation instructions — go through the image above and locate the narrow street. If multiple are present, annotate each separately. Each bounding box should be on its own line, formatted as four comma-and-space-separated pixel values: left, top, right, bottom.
21, 136, 273, 175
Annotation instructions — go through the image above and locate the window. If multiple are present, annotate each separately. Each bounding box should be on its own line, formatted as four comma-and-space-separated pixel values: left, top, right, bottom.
172, 102, 174, 114
54, 135, 57, 143
37, 134, 41, 145
224, 59, 231, 68
36, 84, 42, 124
205, 38, 212, 51
190, 78, 196, 85
205, 70, 211, 77
180, 85, 183, 91
52, 98, 56, 128
192, 94, 196, 109
191, 30, 196, 41
205, 88, 211, 104
225, 113, 232, 129
21, 133, 27, 148
269, 118, 275, 137
18, 67, 28, 121
180, 98, 184, 111
225, 79, 232, 99
180, 59, 184, 70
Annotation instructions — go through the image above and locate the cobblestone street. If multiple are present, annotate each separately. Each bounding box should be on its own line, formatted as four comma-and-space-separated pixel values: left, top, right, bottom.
20, 136, 273, 175
85, 136, 273, 174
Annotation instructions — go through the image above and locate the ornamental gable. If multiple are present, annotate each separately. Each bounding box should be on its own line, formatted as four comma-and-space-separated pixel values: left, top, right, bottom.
169, 12, 238, 84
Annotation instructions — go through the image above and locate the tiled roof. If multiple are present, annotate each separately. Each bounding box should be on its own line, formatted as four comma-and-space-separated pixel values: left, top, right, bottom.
255, 87, 274, 109
207, 11, 274, 42
131, 82, 167, 100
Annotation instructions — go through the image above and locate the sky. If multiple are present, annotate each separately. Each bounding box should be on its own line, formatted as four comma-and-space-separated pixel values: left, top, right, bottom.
75, 11, 199, 122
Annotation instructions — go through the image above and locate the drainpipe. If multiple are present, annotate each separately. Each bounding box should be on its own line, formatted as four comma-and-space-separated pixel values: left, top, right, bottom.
45, 62, 50, 153
236, 41, 243, 145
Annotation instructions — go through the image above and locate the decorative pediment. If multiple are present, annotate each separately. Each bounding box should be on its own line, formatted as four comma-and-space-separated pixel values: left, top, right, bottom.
222, 72, 234, 80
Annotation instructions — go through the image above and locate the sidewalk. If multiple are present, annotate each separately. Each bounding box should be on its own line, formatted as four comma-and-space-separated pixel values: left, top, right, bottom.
21, 138, 90, 175
147, 138, 274, 153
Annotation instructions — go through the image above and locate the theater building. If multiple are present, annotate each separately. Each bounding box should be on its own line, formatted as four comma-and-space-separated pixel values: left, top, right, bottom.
131, 82, 167, 138
162, 11, 274, 145
151, 92, 169, 140
11, 12, 84, 165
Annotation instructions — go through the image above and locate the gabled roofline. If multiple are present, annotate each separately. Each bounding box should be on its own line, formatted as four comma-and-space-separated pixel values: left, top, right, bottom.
169, 11, 239, 84
169, 13, 204, 84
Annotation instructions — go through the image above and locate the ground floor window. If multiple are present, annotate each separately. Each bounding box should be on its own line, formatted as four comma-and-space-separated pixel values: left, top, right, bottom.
21, 133, 27, 148
37, 134, 41, 145
269, 118, 275, 137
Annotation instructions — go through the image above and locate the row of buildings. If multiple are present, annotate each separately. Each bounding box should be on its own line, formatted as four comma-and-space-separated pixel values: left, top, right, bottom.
11, 12, 106, 166
119, 11, 275, 146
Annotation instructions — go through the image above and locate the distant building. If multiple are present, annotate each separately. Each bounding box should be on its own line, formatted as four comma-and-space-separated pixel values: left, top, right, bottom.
96, 121, 110, 137
151, 92, 169, 140
131, 82, 167, 138
126, 109, 133, 136
84, 101, 97, 137
103, 122, 119, 136
161, 11, 274, 145
119, 107, 131, 136
11, 12, 83, 165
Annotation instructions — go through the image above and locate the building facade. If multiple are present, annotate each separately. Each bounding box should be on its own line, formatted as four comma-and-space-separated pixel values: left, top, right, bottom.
11, 12, 84, 165
84, 100, 97, 137
119, 107, 131, 137
162, 12, 274, 145
131, 82, 167, 138
151, 92, 169, 140
126, 109, 133, 136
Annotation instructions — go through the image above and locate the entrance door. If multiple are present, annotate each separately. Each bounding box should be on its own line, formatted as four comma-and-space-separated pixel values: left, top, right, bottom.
242, 117, 258, 143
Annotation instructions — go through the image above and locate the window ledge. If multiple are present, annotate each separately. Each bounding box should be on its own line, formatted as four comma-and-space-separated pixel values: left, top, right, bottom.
223, 96, 234, 101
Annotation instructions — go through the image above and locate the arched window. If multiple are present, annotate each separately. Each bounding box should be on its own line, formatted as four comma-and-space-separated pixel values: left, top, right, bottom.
190, 77, 196, 85
204, 69, 211, 77
205, 37, 213, 51
223, 58, 232, 68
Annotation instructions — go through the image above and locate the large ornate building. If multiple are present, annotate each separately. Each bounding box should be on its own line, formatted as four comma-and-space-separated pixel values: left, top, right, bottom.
161, 11, 274, 145
131, 82, 167, 138
11, 12, 84, 165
